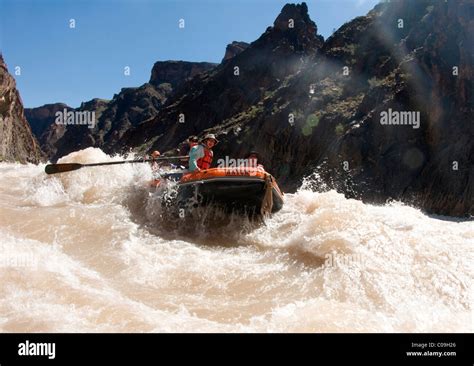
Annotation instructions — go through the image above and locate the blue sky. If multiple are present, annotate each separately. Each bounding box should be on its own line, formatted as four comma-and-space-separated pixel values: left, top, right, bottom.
0, 0, 379, 108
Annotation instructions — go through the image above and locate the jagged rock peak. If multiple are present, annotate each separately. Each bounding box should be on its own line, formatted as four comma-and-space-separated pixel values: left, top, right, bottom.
257, 2, 324, 52
274, 2, 315, 32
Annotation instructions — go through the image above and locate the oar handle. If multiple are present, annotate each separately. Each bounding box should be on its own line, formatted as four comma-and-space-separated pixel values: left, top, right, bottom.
83, 156, 189, 167
45, 155, 189, 174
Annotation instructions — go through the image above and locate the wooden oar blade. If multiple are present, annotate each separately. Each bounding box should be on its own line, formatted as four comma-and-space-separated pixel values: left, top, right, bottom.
45, 163, 83, 175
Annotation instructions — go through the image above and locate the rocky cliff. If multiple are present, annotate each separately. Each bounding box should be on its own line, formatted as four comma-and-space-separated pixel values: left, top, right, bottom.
314, 0, 474, 216
26, 61, 217, 161
0, 55, 43, 163
24, 103, 71, 138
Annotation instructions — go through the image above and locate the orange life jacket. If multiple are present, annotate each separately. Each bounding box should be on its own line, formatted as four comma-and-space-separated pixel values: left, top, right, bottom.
197, 145, 213, 169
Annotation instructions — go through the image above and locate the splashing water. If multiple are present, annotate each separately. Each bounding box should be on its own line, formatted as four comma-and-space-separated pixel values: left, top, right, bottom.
0, 148, 472, 332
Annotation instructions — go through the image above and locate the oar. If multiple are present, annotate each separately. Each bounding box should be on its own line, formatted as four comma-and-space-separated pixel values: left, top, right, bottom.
44, 156, 189, 175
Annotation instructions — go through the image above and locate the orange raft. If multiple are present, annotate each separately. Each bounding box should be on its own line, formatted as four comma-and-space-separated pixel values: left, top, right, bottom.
153, 167, 284, 216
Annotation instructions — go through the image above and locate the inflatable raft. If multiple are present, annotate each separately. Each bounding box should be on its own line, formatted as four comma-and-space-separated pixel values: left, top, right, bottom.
152, 167, 284, 216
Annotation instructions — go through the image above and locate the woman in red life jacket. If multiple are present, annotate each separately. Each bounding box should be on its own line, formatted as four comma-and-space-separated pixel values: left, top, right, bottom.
188, 134, 219, 172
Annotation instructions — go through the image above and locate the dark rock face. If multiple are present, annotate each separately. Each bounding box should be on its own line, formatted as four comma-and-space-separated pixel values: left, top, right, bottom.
310, 0, 474, 216
0, 55, 43, 163
24, 103, 71, 138
222, 41, 250, 62
38, 98, 109, 160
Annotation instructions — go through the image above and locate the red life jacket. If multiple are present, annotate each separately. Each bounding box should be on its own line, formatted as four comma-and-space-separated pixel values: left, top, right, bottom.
197, 145, 213, 169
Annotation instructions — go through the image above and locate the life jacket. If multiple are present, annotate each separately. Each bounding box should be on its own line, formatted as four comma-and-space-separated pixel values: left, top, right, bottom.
197, 145, 213, 169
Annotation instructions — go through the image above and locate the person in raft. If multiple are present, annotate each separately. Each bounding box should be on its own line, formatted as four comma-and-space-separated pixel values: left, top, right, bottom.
188, 134, 218, 172
177, 135, 199, 167
149, 150, 161, 172
245, 151, 265, 170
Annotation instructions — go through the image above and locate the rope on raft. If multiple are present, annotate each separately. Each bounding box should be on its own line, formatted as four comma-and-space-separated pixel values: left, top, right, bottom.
260, 173, 274, 217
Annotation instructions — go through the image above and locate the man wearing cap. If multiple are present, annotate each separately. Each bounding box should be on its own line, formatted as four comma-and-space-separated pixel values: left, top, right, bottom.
177, 135, 199, 167
188, 134, 218, 172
